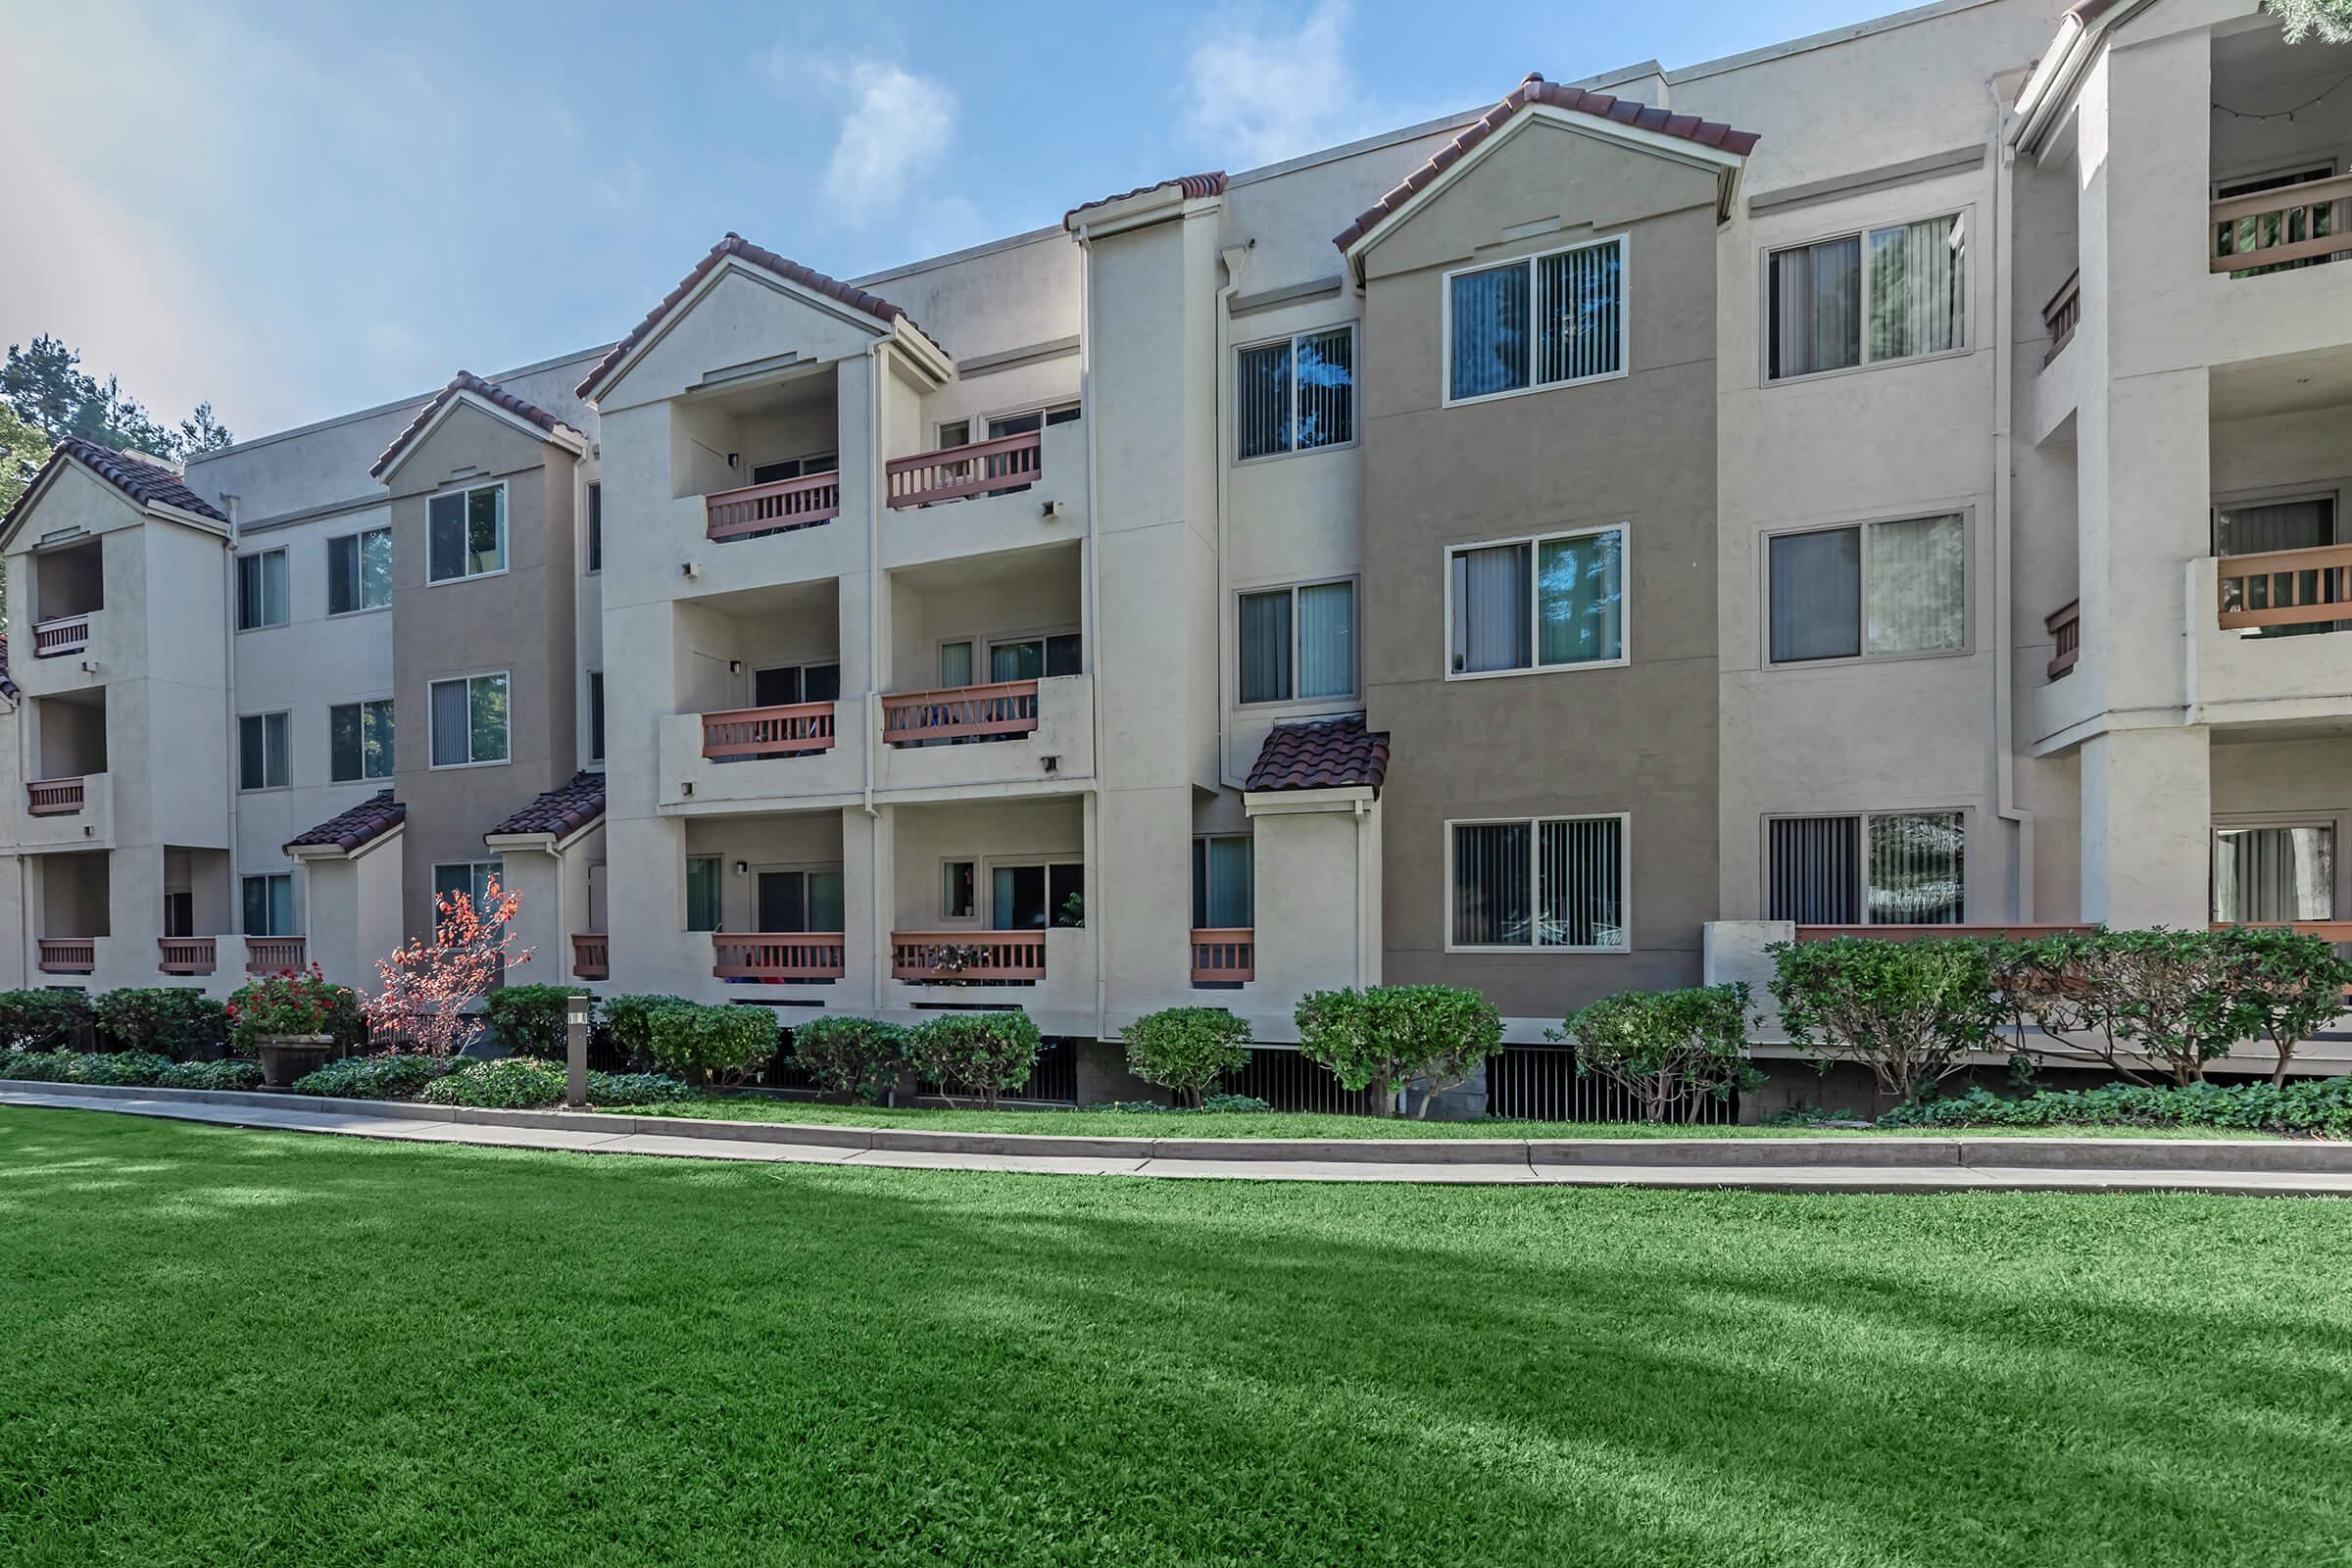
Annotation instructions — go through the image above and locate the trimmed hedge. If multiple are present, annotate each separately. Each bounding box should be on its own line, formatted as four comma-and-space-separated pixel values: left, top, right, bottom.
1121, 1007, 1251, 1108
788, 1017, 907, 1104
483, 985, 592, 1060
0, 1050, 173, 1086
94, 990, 230, 1060
1294, 985, 1502, 1118
420, 1057, 567, 1109
1878, 1078, 2352, 1138
293, 1054, 468, 1101
600, 995, 695, 1068
906, 1011, 1044, 1108
643, 1004, 778, 1088
0, 990, 93, 1052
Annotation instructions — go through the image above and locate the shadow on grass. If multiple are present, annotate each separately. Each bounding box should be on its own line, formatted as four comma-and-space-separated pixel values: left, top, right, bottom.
2, 1108, 2349, 1568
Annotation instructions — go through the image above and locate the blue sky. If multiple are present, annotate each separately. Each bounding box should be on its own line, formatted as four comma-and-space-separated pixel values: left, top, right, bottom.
1, 0, 1897, 440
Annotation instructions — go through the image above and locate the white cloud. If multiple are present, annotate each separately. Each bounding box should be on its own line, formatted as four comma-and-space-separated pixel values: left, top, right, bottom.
771, 52, 959, 224
1183, 0, 1371, 168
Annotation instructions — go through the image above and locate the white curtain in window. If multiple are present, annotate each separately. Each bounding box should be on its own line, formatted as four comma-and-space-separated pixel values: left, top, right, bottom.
939, 642, 974, 688
1770, 236, 1860, 379
1238, 591, 1294, 703
1867, 216, 1965, 362
1867, 812, 1964, 924
1451, 543, 1531, 673
1450, 264, 1530, 399
1769, 528, 1861, 662
1537, 532, 1623, 665
1769, 816, 1861, 923
1295, 581, 1353, 699
1866, 514, 1965, 656
2214, 826, 2333, 922
1539, 817, 1623, 948
1452, 822, 1530, 945
1538, 242, 1622, 384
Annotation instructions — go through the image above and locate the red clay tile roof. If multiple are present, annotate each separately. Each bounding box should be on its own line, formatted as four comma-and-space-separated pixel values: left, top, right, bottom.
286, 789, 406, 854
487, 771, 605, 840
0, 635, 16, 702
576, 234, 923, 400
1246, 713, 1391, 795
1062, 172, 1227, 229
1334, 74, 1761, 254
0, 436, 227, 539
368, 370, 576, 480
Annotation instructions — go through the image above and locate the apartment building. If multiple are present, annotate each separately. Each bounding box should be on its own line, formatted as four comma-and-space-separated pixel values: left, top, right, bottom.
5, 0, 2348, 1102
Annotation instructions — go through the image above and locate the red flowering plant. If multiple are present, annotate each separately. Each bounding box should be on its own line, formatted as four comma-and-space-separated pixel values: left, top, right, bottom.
365, 879, 532, 1056
225, 964, 366, 1058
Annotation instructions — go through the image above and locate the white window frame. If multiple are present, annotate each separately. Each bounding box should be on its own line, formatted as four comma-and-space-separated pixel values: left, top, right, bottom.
2210, 812, 2342, 923
1444, 812, 1632, 955
1235, 575, 1359, 707
751, 861, 848, 933
327, 696, 396, 783
939, 858, 979, 924
1440, 233, 1630, 410
1442, 523, 1630, 681
427, 670, 512, 770
235, 547, 289, 632
1233, 322, 1358, 464
1760, 209, 1971, 386
1761, 808, 1971, 925
1759, 511, 1973, 670
325, 525, 393, 616
426, 479, 509, 585
237, 710, 291, 792
982, 855, 1086, 931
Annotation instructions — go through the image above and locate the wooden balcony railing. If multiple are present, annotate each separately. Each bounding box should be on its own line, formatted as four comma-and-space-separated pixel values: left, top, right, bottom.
2040, 270, 2081, 367
2212, 920, 2352, 943
26, 777, 85, 816
886, 430, 1041, 509
703, 702, 836, 760
712, 933, 847, 981
31, 613, 91, 658
1190, 928, 1254, 984
1794, 924, 2097, 942
158, 937, 217, 976
880, 680, 1040, 745
706, 470, 841, 541
571, 933, 610, 980
37, 938, 95, 974
2212, 174, 2352, 273
891, 931, 1047, 983
2045, 599, 2080, 681
2217, 544, 2352, 632
246, 936, 307, 974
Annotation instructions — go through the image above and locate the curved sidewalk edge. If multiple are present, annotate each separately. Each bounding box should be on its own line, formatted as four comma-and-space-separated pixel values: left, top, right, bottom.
3, 1080, 2349, 1194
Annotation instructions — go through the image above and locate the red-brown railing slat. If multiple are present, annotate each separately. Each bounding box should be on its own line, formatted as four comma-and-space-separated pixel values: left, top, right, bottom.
879, 681, 1040, 745
2217, 543, 2352, 632
1190, 928, 1254, 983
571, 933, 610, 980
31, 613, 91, 658
890, 931, 1048, 982
711, 933, 847, 981
26, 777, 86, 816
705, 470, 842, 541
245, 936, 307, 974
37, 938, 96, 974
158, 937, 217, 975
885, 430, 1042, 509
701, 702, 837, 760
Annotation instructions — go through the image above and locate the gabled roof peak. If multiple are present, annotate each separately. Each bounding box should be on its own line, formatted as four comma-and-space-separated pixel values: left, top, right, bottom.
368, 370, 581, 481
0, 434, 228, 543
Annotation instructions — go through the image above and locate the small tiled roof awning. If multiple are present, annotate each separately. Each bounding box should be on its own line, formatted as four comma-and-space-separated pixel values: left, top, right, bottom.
285, 789, 406, 855
0, 435, 227, 539
1246, 713, 1391, 795
368, 370, 578, 479
1334, 73, 1761, 254
487, 771, 606, 841
1062, 172, 1226, 229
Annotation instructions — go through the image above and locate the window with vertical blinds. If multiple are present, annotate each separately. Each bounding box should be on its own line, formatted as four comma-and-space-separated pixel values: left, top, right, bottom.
2213, 825, 2334, 922
1768, 514, 1964, 664
1450, 816, 1626, 950
1769, 214, 1965, 381
1769, 811, 1964, 924
1237, 326, 1355, 460
1447, 236, 1624, 402
1449, 528, 1624, 675
1239, 580, 1354, 703
429, 673, 509, 767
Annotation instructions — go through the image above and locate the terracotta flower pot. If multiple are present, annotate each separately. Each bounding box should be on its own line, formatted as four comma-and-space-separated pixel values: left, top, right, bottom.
257, 1034, 334, 1088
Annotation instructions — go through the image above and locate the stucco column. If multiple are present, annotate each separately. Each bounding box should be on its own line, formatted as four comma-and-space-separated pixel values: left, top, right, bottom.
2079, 725, 2210, 929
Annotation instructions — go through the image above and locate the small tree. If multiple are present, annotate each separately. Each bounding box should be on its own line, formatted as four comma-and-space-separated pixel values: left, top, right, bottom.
2212, 925, 2352, 1088
1770, 936, 2001, 1103
1293, 985, 1503, 1118
905, 1011, 1044, 1108
364, 879, 529, 1056
789, 1016, 908, 1104
2266, 0, 2352, 44
643, 1004, 778, 1088
1121, 1006, 1252, 1107
1554, 984, 1761, 1123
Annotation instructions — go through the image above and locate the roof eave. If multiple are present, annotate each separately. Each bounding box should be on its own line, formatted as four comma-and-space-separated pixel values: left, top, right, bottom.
371, 391, 586, 484
285, 821, 404, 861
1244, 784, 1378, 816
579, 253, 906, 408
1064, 182, 1221, 242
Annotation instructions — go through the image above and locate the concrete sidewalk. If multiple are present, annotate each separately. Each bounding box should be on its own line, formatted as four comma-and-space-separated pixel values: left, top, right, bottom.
4, 1081, 2351, 1194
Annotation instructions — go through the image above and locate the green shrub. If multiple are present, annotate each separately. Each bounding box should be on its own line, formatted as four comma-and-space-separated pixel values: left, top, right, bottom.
1877, 1076, 2352, 1138
1555, 984, 1761, 1122
2211, 926, 2352, 1088
587, 1071, 693, 1106
788, 1016, 907, 1104
225, 967, 367, 1056
94, 989, 230, 1060
1294, 985, 1503, 1118
420, 1057, 568, 1109
0, 1050, 172, 1086
0, 1050, 72, 1082
1121, 1006, 1252, 1108
1770, 936, 2002, 1103
599, 994, 694, 1067
0, 990, 93, 1052
292, 1054, 466, 1101
905, 1011, 1045, 1108
643, 1004, 778, 1088
155, 1058, 265, 1092
483, 985, 593, 1060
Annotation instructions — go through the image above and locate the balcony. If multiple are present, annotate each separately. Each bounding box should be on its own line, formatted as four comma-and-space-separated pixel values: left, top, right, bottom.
888, 430, 1040, 510
27, 777, 85, 816
2212, 175, 2352, 277
2217, 545, 2352, 633
1190, 928, 1255, 984
31, 613, 91, 659
2045, 600, 2079, 681
572, 933, 610, 981
873, 673, 1092, 794
890, 930, 1047, 983
158, 937, 218, 976
38, 938, 96, 975
712, 933, 846, 981
706, 470, 841, 542
245, 936, 307, 975
703, 701, 837, 760
2039, 271, 2080, 368
881, 681, 1039, 745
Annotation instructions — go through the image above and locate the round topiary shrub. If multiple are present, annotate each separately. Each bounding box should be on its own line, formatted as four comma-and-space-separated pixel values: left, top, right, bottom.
1120, 1006, 1251, 1107
643, 1003, 779, 1088
789, 1016, 908, 1104
482, 985, 593, 1060
906, 1010, 1044, 1108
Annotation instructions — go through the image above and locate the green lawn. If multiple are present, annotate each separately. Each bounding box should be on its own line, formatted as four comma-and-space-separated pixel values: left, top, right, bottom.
4, 1108, 2349, 1567
632, 1096, 2283, 1140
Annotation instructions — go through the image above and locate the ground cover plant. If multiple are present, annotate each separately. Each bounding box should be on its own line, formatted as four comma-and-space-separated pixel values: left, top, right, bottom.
1, 1107, 2347, 1567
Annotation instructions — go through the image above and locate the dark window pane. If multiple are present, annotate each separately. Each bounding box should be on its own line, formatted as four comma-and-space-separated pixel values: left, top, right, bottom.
686, 858, 721, 931
586, 483, 602, 571
1538, 817, 1623, 948
1238, 590, 1293, 703
1238, 341, 1292, 459
993, 864, 1048, 930
1769, 527, 1862, 662
804, 664, 841, 703
327, 535, 357, 615
367, 699, 394, 777
1045, 634, 1083, 677
1450, 263, 1531, 400
1769, 816, 1861, 923
1452, 821, 1531, 946
428, 494, 465, 581
466, 486, 503, 574
239, 715, 266, 789
588, 673, 604, 762
469, 674, 509, 762
1050, 862, 1085, 927
330, 704, 361, 782
1769, 235, 1861, 379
